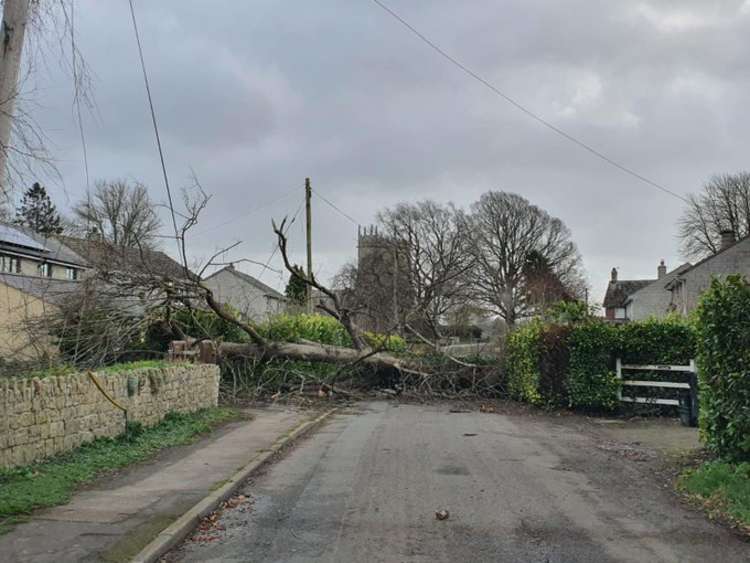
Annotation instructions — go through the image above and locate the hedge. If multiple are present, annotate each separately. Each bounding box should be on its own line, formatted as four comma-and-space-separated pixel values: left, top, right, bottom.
258, 314, 406, 352
505, 316, 695, 411
694, 275, 750, 460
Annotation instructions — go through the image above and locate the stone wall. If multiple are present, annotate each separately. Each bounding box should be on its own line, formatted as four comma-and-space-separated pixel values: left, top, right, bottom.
0, 363, 220, 469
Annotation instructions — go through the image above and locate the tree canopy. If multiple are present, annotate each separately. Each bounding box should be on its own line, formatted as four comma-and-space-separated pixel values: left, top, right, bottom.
14, 182, 63, 236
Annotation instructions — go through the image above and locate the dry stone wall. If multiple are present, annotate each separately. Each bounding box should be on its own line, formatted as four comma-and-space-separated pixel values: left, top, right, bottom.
0, 363, 220, 468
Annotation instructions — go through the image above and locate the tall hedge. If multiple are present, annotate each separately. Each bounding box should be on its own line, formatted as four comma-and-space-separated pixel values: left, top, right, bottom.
505, 316, 695, 411
694, 275, 750, 460
567, 321, 620, 410
505, 320, 544, 403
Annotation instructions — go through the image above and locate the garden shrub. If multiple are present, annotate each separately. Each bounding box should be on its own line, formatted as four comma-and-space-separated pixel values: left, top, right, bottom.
617, 316, 695, 365
258, 314, 406, 352
537, 324, 572, 406
567, 321, 620, 411
694, 275, 750, 460
505, 320, 544, 404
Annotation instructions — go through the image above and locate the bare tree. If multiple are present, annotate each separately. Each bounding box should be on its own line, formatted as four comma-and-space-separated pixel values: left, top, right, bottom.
467, 191, 583, 329
73, 179, 162, 247
376, 200, 475, 338
1, 0, 92, 195
678, 172, 750, 260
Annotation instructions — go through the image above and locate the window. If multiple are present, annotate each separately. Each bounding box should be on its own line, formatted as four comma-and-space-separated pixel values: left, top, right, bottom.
38, 263, 52, 278
66, 267, 78, 281
0, 254, 20, 273
614, 307, 627, 320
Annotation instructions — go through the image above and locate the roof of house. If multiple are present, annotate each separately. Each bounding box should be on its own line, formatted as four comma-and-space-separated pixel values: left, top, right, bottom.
603, 279, 654, 309
622, 263, 693, 303
0, 272, 81, 304
0, 223, 87, 267
665, 234, 750, 289
58, 236, 189, 280
205, 265, 286, 300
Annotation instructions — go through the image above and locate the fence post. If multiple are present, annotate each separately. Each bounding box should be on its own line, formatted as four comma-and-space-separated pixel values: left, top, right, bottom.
615, 357, 622, 402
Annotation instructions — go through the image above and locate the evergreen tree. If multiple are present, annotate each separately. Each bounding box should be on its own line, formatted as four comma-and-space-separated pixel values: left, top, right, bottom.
14, 182, 63, 236
285, 264, 307, 306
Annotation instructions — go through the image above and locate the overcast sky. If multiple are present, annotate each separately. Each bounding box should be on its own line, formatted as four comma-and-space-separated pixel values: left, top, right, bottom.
13, 0, 750, 303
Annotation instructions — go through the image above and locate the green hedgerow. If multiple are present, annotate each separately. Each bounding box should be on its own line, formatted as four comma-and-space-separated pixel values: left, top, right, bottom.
694, 275, 750, 460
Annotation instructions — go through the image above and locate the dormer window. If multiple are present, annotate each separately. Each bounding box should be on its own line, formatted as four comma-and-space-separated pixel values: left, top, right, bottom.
38, 262, 52, 278
0, 254, 20, 273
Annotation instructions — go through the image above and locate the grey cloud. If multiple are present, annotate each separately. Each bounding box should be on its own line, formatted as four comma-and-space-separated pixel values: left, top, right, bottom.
17, 0, 750, 300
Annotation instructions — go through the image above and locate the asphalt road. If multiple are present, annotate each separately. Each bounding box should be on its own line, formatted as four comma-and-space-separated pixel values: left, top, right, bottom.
168, 402, 748, 562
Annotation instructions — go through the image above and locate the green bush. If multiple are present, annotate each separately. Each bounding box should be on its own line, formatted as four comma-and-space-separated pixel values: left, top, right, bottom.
537, 324, 572, 406
257, 314, 406, 352
505, 320, 544, 404
694, 275, 750, 460
567, 321, 621, 410
618, 316, 695, 365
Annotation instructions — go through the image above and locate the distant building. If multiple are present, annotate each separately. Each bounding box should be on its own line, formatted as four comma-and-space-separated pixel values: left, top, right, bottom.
603, 267, 653, 321
666, 230, 750, 316
0, 224, 87, 359
354, 226, 413, 333
625, 261, 692, 321
203, 264, 286, 322
603, 260, 690, 321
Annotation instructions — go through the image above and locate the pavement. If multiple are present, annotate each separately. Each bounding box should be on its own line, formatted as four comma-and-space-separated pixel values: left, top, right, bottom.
0, 405, 317, 563
166, 401, 749, 563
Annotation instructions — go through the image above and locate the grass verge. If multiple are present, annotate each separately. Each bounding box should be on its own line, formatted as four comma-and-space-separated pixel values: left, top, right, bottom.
678, 460, 750, 533
0, 407, 241, 530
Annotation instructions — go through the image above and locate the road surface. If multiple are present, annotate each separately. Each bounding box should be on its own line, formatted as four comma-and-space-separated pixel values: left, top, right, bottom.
167, 402, 748, 562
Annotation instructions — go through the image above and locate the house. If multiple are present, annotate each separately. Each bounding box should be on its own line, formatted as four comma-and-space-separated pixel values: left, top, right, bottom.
624, 261, 692, 321
666, 230, 750, 316
203, 264, 286, 322
0, 224, 88, 359
58, 235, 188, 281
603, 260, 690, 321
603, 268, 653, 321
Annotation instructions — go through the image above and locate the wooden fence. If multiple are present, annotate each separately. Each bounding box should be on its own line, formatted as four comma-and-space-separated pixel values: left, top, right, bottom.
615, 359, 699, 427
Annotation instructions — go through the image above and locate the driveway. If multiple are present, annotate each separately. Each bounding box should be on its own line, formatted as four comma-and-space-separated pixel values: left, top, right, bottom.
167, 401, 748, 562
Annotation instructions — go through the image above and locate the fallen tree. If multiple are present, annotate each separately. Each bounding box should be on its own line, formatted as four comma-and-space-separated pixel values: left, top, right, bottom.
66, 188, 446, 377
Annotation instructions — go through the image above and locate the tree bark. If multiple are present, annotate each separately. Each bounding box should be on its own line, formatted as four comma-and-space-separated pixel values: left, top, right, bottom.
218, 340, 422, 374
0, 0, 30, 192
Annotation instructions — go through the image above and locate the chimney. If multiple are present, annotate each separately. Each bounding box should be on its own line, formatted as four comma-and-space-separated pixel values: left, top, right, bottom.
720, 229, 736, 250
610, 267, 618, 283
658, 259, 666, 279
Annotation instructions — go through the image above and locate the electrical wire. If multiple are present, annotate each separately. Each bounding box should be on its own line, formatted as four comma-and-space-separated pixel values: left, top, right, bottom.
127, 0, 182, 252
193, 186, 297, 236
312, 188, 360, 226
369, 0, 689, 204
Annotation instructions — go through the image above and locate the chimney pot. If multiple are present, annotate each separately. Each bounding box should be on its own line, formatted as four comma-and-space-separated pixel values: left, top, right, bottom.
720, 229, 736, 250
611, 267, 618, 282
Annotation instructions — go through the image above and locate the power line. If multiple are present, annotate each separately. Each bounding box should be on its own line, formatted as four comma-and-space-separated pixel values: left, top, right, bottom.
194, 186, 297, 236
369, 0, 689, 204
127, 0, 181, 252
312, 188, 360, 226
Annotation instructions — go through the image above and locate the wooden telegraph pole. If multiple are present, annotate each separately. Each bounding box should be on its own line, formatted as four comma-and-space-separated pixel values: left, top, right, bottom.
0, 0, 30, 193
305, 177, 313, 314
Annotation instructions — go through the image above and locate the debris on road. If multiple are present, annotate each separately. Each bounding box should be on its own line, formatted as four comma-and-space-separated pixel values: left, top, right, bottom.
463, 433, 478, 437
435, 509, 450, 521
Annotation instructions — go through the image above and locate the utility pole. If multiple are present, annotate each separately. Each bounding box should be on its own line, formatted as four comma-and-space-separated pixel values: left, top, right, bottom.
305, 177, 313, 314
0, 0, 30, 194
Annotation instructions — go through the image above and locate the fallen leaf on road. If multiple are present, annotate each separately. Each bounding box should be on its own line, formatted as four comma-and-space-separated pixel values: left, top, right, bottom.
435, 509, 450, 520
479, 404, 496, 413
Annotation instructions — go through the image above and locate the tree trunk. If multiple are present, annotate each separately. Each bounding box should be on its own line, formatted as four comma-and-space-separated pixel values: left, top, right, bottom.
218, 340, 419, 373
0, 0, 30, 191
